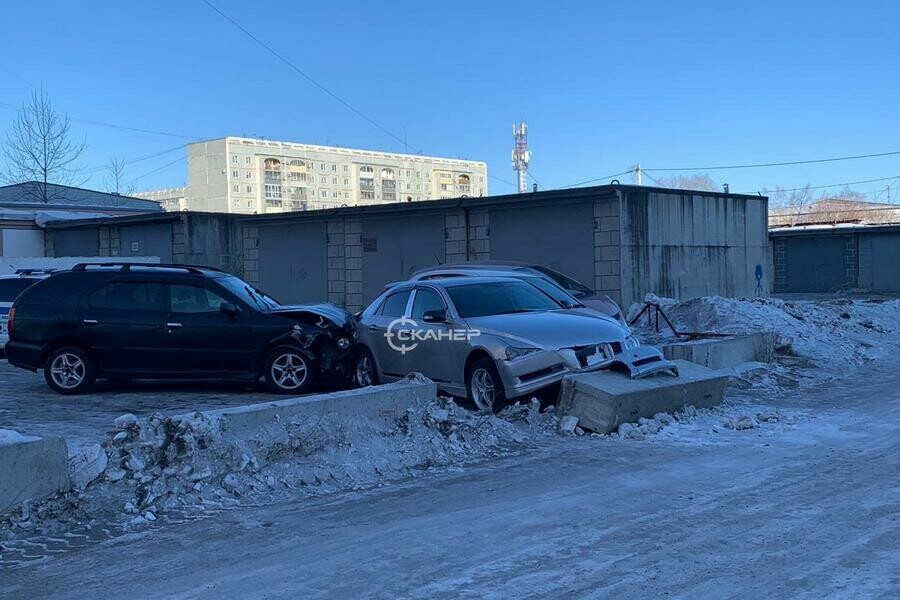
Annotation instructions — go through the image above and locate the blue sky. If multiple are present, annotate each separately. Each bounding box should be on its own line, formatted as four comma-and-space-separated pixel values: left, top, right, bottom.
1, 0, 898, 200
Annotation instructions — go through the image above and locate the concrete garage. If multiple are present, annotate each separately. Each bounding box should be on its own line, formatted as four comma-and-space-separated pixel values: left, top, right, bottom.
771, 224, 900, 293
257, 221, 328, 303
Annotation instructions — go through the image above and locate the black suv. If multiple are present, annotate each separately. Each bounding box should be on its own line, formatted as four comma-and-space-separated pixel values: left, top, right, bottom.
4, 263, 355, 395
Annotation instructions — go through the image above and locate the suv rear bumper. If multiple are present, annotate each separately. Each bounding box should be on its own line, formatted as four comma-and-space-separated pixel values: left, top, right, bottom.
4, 341, 45, 371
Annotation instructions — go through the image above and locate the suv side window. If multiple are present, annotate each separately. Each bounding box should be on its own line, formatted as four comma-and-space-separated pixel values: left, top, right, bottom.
89, 281, 164, 312
169, 284, 229, 313
379, 290, 411, 317
410, 288, 445, 319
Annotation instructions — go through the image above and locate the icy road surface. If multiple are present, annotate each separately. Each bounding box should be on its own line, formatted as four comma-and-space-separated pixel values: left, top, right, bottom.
4, 359, 900, 599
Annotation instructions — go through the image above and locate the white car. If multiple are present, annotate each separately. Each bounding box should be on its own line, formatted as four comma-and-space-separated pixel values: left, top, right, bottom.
0, 270, 53, 349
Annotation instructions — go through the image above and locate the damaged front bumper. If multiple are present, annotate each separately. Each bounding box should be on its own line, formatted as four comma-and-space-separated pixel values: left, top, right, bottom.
498, 343, 678, 398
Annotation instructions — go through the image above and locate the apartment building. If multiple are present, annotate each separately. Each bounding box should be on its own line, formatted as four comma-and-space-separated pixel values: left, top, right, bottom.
158, 137, 487, 214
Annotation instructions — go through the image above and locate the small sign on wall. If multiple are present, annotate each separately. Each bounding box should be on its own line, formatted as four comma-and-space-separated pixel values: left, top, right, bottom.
130, 242, 140, 253
362, 236, 377, 252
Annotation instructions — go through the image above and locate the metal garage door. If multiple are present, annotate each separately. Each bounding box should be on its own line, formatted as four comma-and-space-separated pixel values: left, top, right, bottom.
53, 229, 99, 257
257, 222, 328, 303
119, 223, 173, 262
360, 215, 445, 304
488, 202, 595, 287
783, 236, 849, 293
867, 233, 900, 292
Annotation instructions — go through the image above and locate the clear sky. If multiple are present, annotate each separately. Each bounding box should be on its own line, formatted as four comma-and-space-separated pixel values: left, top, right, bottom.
1, 0, 898, 200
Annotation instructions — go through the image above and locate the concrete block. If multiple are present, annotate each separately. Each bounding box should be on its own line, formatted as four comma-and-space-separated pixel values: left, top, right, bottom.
557, 360, 728, 434
662, 333, 775, 370
0, 430, 70, 514
181, 377, 437, 437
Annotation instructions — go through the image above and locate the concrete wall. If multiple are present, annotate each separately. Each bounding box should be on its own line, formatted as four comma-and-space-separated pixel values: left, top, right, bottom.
620, 189, 769, 307
0, 430, 69, 514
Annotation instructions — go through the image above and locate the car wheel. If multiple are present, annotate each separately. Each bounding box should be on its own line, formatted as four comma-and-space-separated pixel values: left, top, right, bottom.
354, 347, 379, 388
466, 358, 507, 413
44, 347, 97, 395
264, 346, 316, 394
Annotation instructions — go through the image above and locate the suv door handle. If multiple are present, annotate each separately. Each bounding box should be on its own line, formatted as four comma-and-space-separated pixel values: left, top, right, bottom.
166, 322, 183, 329
82, 319, 98, 326
367, 325, 378, 332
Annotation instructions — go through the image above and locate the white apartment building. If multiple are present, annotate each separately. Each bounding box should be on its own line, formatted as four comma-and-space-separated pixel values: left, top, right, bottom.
133, 187, 187, 211
151, 137, 487, 214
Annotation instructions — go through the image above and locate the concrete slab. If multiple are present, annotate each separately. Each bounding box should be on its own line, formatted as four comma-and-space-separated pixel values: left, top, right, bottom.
557, 360, 728, 434
179, 375, 437, 437
0, 429, 70, 514
662, 332, 774, 370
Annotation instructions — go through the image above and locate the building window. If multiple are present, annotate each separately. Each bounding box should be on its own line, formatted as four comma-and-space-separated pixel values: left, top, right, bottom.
232, 185, 239, 192
289, 159, 305, 167
233, 199, 240, 207
331, 164, 337, 171
321, 176, 327, 184
344, 191, 349, 199
360, 165, 374, 174
264, 183, 282, 199
320, 190, 327, 198
343, 165, 348, 172
381, 168, 395, 179
246, 185, 253, 193
343, 178, 349, 185
360, 190, 375, 200
320, 163, 326, 170
246, 171, 252, 179
231, 155, 238, 164
359, 177, 374, 188
264, 158, 281, 170
245, 157, 252, 164
232, 170, 239, 178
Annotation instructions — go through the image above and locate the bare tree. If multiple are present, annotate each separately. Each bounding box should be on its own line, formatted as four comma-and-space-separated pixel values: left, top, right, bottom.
654, 173, 719, 192
764, 185, 814, 226
103, 157, 136, 196
2, 88, 86, 203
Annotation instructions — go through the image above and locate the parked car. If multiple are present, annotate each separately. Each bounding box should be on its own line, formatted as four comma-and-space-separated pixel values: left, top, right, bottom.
0, 270, 54, 351
353, 276, 677, 412
5, 263, 355, 395
409, 261, 625, 323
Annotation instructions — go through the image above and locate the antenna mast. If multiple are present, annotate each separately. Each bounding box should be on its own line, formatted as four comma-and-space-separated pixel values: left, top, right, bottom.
512, 122, 531, 193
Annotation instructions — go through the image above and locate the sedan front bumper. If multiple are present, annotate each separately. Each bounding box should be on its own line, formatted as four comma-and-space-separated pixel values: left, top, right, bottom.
496, 344, 678, 398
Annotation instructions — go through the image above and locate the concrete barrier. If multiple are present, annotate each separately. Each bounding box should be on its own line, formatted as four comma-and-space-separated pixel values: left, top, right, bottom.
179, 375, 437, 437
0, 429, 69, 514
661, 332, 774, 370
557, 360, 729, 434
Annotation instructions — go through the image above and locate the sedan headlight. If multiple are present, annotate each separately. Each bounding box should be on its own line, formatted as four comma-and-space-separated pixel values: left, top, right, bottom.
505, 346, 540, 361
335, 337, 351, 351
624, 334, 641, 350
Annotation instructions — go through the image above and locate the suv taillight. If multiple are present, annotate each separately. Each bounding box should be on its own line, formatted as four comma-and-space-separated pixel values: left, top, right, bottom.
7, 307, 15, 336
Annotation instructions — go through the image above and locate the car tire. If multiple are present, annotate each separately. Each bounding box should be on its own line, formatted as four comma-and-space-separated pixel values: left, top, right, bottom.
466, 357, 507, 414
263, 346, 316, 395
353, 347, 379, 388
44, 346, 97, 395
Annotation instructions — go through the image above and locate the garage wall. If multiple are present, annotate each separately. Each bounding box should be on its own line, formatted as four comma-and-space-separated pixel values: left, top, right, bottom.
256, 221, 328, 303
620, 189, 769, 306
859, 233, 900, 292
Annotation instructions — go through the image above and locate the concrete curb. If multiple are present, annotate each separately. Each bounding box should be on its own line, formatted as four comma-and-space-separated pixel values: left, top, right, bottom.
0, 430, 70, 514
662, 332, 775, 370
175, 376, 437, 438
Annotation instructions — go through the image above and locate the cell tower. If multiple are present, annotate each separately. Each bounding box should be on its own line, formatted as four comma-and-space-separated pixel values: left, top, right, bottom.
512, 122, 531, 193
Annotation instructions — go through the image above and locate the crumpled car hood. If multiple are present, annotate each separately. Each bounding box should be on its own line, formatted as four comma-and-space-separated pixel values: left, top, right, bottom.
464, 310, 628, 349
270, 303, 354, 330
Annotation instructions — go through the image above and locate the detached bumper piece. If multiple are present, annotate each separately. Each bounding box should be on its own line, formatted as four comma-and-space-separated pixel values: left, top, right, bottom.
613, 345, 679, 379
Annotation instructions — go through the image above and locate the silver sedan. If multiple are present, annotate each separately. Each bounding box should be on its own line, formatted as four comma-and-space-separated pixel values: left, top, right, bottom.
353, 277, 677, 412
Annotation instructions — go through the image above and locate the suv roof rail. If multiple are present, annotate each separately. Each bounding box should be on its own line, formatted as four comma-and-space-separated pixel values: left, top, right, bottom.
70, 262, 225, 275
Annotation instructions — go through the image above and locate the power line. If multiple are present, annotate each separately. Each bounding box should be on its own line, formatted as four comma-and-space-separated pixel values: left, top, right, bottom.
758, 175, 900, 195
131, 156, 185, 182
200, 0, 422, 154
558, 169, 634, 189
645, 150, 900, 172
82, 143, 188, 174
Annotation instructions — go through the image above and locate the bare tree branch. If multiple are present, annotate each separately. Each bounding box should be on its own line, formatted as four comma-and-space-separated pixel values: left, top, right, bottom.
103, 157, 136, 197
2, 87, 87, 203
654, 173, 720, 192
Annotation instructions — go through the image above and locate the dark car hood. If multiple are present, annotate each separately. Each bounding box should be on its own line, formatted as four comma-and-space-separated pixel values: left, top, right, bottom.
270, 303, 354, 330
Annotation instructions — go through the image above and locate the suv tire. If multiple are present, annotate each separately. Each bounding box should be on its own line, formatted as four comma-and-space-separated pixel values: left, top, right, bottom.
264, 346, 316, 395
44, 346, 97, 395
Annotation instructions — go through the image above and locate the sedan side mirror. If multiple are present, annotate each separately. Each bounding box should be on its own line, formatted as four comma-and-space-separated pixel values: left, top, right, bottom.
422, 309, 447, 323
220, 302, 241, 317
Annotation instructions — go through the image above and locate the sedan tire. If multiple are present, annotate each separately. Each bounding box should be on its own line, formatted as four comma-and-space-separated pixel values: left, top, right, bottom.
353, 347, 379, 388
466, 358, 507, 414
44, 346, 97, 395
264, 346, 316, 395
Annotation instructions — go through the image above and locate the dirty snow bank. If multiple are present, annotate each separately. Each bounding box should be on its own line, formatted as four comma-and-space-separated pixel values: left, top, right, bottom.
1, 397, 560, 543
629, 295, 900, 371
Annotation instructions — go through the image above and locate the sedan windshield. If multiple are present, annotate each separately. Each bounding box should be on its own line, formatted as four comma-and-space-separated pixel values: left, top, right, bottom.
447, 281, 561, 318
217, 276, 280, 311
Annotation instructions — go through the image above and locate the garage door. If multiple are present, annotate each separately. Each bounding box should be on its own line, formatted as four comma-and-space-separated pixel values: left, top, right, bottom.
783, 236, 849, 293
53, 229, 99, 257
488, 202, 595, 287
119, 224, 173, 262
257, 222, 328, 303
360, 215, 445, 303
867, 234, 900, 292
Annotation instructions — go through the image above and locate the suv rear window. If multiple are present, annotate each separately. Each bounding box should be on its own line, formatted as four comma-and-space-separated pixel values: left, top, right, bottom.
0, 278, 40, 302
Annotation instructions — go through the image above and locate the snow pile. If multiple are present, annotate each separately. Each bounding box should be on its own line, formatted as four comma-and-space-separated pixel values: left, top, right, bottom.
630, 295, 900, 369
2, 397, 560, 537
